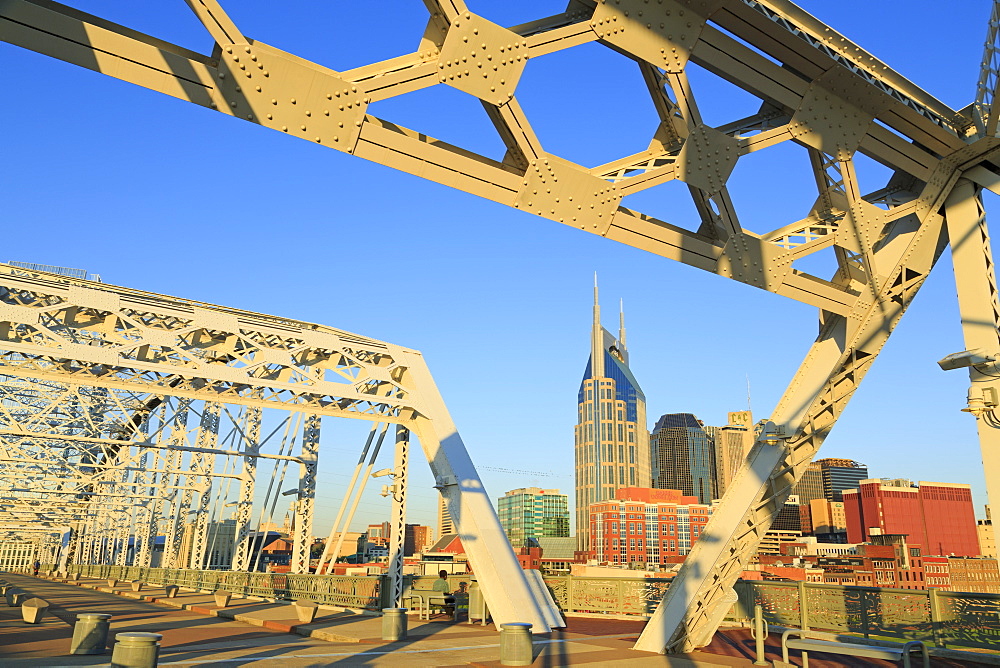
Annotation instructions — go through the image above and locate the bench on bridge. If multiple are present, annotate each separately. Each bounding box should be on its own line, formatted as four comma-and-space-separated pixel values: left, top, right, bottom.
403, 588, 456, 621
780, 629, 929, 668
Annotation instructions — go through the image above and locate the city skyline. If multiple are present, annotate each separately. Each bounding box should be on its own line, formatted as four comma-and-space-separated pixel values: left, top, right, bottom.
1, 0, 996, 537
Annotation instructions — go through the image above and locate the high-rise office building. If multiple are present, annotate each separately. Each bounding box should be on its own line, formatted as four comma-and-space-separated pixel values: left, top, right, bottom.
844, 479, 980, 557
575, 279, 650, 551
793, 462, 825, 505
817, 458, 868, 502
979, 506, 996, 558
404, 524, 433, 556
772, 494, 803, 532
498, 487, 570, 547
651, 413, 715, 504
711, 410, 754, 499
801, 499, 848, 538
438, 497, 455, 537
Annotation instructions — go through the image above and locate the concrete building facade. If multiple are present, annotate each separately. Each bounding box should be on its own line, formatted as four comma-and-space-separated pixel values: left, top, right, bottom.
710, 411, 754, 499
844, 479, 980, 557
589, 487, 712, 567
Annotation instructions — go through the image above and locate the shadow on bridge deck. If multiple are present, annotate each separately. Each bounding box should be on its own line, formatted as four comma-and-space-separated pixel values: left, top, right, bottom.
1, 571, 996, 667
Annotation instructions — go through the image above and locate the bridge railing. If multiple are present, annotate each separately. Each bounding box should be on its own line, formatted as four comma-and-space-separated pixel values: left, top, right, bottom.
44, 564, 1000, 652
730, 579, 1000, 652
62, 564, 385, 610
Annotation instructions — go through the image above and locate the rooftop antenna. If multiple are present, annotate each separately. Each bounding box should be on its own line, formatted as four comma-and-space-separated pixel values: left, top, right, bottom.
619, 298, 626, 347
746, 374, 752, 413
591, 272, 604, 378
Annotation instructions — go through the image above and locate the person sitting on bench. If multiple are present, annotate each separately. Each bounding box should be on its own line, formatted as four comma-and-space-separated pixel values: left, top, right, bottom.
431, 569, 455, 616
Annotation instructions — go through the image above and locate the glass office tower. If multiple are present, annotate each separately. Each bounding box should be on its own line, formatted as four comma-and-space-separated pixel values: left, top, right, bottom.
650, 413, 716, 504
575, 279, 650, 552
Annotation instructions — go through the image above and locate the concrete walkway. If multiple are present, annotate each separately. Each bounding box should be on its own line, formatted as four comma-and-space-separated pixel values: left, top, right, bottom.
2, 571, 997, 667
0, 571, 743, 667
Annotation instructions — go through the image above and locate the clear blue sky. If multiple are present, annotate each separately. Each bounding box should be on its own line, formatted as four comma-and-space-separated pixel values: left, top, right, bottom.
0, 1, 995, 535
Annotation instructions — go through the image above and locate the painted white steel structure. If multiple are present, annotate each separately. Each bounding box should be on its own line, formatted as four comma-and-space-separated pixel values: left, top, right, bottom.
2, 0, 1000, 653
0, 262, 561, 632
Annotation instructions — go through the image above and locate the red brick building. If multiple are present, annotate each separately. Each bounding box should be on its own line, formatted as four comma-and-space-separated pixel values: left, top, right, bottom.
843, 479, 980, 557
589, 487, 712, 567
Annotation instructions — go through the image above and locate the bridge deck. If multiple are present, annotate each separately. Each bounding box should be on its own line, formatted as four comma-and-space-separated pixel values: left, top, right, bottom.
0, 572, 992, 667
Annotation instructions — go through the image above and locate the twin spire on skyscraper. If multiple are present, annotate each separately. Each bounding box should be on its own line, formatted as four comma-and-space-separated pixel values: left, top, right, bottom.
592, 273, 627, 375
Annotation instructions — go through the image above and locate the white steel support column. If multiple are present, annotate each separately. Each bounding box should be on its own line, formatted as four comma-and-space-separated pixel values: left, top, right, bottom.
160, 405, 189, 569
114, 508, 129, 567
403, 351, 563, 632
232, 407, 261, 572
635, 189, 949, 653
943, 179, 1000, 551
189, 403, 221, 570
290, 414, 320, 574
387, 425, 409, 608
58, 524, 75, 572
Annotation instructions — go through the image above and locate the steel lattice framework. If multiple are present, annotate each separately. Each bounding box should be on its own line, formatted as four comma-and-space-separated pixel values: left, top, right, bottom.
4, 0, 1000, 653
0, 262, 564, 632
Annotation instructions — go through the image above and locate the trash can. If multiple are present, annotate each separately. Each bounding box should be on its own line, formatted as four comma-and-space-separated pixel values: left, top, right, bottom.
381, 608, 407, 641
499, 622, 533, 666
110, 631, 162, 668
468, 581, 489, 625
70, 613, 112, 654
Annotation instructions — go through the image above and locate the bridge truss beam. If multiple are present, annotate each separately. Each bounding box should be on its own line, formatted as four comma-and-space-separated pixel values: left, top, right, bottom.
4, 0, 1000, 652
0, 263, 561, 631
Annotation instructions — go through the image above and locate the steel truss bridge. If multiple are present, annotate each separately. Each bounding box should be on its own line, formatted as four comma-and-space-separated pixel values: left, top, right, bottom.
3, 0, 1000, 654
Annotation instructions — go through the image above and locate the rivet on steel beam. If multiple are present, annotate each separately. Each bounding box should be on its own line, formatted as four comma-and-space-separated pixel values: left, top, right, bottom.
282, 126, 288, 131
290, 98, 296, 104
219, 72, 226, 79
244, 46, 251, 53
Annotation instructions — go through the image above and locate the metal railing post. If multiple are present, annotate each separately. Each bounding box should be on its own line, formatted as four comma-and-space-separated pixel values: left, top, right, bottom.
752, 604, 768, 665
929, 588, 945, 648
860, 588, 870, 639
797, 581, 809, 631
